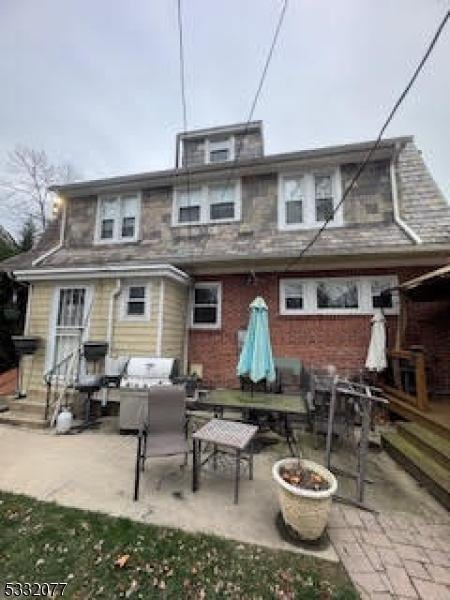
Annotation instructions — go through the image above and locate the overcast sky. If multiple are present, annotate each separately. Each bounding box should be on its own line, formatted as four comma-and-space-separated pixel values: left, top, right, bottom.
0, 0, 449, 234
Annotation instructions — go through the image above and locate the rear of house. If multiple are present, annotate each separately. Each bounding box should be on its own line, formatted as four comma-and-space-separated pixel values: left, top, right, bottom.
2, 121, 450, 409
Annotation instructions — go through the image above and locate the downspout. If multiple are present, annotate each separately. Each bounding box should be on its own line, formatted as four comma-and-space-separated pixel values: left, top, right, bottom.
103, 278, 121, 406
390, 155, 422, 245
156, 279, 165, 357
182, 282, 193, 376
107, 278, 122, 356
32, 196, 67, 266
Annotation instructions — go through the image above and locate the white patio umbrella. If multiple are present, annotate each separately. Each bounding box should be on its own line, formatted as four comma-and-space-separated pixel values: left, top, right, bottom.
365, 309, 387, 372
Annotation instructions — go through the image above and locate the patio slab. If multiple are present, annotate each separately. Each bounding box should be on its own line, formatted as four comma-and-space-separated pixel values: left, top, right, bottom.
0, 424, 337, 562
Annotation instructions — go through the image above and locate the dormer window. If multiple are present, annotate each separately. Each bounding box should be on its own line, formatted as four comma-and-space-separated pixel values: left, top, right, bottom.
96, 193, 140, 243
206, 137, 234, 164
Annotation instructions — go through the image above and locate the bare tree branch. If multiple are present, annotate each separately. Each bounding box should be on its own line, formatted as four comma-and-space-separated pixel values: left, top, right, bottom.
0, 146, 79, 233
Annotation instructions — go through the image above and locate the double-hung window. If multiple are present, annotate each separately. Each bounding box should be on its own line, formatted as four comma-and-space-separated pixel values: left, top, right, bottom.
280, 276, 399, 315
314, 174, 334, 222
173, 182, 240, 226
191, 282, 221, 328
278, 169, 342, 230
121, 284, 150, 320
206, 137, 234, 163
208, 183, 237, 221
97, 193, 140, 243
175, 187, 203, 224
283, 177, 304, 226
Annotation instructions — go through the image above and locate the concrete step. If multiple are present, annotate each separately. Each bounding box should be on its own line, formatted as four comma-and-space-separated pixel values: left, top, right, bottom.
398, 422, 450, 471
4, 396, 46, 417
382, 430, 450, 511
0, 410, 48, 430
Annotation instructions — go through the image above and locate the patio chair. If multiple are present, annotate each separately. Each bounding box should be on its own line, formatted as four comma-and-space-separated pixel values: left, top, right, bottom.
133, 385, 188, 501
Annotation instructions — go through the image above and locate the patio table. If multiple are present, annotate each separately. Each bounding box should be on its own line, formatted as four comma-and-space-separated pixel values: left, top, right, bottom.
189, 390, 305, 455
192, 418, 258, 504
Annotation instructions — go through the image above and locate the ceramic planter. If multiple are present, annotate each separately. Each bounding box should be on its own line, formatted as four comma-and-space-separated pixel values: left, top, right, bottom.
272, 458, 337, 541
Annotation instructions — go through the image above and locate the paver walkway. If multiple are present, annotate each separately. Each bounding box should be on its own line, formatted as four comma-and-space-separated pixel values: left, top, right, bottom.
328, 503, 450, 599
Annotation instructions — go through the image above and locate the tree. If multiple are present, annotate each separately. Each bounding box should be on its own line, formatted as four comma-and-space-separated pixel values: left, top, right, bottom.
0, 225, 17, 261
0, 146, 78, 233
18, 216, 37, 252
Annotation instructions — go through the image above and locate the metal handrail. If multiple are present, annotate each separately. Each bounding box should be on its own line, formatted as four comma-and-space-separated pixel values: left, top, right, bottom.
43, 350, 78, 384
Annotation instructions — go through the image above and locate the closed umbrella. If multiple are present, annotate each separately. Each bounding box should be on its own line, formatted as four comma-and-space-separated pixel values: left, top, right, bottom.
237, 296, 276, 383
365, 309, 387, 372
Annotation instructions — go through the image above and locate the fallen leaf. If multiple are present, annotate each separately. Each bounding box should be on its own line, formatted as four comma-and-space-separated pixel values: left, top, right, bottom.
114, 554, 130, 569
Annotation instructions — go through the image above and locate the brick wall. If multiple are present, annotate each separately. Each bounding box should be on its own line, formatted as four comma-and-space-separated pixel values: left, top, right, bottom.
188, 267, 450, 392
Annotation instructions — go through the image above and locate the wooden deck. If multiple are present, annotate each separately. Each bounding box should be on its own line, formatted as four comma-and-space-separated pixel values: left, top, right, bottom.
385, 391, 450, 440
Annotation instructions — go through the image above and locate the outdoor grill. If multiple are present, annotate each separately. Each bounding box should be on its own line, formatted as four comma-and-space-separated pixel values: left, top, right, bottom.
120, 357, 179, 389
119, 357, 179, 431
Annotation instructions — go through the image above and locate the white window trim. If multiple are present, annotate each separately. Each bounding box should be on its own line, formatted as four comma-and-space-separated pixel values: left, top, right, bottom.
46, 283, 94, 374
120, 282, 151, 322
172, 181, 241, 227
204, 135, 235, 164
279, 275, 399, 316
278, 168, 343, 231
94, 192, 141, 244
190, 281, 222, 330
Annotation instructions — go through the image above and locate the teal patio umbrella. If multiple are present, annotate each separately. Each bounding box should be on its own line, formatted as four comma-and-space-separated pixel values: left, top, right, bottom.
237, 296, 276, 384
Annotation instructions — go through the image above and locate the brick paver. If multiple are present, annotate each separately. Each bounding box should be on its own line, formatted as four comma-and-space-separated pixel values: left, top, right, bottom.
328, 505, 450, 600
385, 565, 418, 598
413, 578, 450, 600
403, 560, 430, 580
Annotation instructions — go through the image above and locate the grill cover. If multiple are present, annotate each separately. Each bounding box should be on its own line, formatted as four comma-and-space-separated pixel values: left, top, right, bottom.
120, 357, 178, 388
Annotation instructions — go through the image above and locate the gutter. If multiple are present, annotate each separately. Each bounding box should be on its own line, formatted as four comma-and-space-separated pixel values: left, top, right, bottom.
390, 154, 422, 245
32, 198, 66, 267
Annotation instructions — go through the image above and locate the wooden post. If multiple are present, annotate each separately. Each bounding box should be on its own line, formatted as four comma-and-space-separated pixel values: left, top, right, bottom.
414, 351, 429, 412
395, 293, 408, 351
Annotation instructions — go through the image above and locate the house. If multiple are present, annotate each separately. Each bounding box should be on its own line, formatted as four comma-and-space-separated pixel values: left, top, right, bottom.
1, 121, 450, 422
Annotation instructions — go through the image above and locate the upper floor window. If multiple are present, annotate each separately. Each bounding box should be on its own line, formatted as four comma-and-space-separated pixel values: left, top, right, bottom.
278, 169, 342, 230
205, 137, 234, 164
191, 282, 222, 329
173, 181, 240, 226
121, 283, 150, 321
280, 275, 399, 315
96, 193, 140, 243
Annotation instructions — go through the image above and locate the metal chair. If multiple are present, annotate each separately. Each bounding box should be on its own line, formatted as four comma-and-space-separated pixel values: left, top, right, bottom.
133, 385, 188, 501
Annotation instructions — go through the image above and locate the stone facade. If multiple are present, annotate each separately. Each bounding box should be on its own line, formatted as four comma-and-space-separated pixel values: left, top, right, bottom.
342, 160, 393, 224
61, 161, 399, 257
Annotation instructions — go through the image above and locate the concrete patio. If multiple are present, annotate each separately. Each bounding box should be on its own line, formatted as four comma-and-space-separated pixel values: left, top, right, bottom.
0, 421, 448, 599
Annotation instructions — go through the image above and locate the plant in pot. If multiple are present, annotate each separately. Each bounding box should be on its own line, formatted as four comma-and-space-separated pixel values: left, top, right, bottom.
272, 457, 337, 541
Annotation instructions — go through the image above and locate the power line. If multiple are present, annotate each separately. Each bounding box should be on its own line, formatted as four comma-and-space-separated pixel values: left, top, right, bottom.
283, 9, 449, 272
177, 0, 188, 133
196, 0, 288, 257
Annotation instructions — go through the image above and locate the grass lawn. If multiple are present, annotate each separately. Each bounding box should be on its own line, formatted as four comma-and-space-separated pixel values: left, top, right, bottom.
0, 491, 357, 599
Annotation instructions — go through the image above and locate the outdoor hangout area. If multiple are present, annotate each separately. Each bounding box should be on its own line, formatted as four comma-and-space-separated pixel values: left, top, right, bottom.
2, 291, 450, 598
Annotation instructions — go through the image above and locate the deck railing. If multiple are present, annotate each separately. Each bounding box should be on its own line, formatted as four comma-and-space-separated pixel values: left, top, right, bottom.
384, 349, 429, 411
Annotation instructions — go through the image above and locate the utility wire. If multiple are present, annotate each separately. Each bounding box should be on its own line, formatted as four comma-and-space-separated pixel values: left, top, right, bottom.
176, 0, 195, 251
283, 10, 449, 272
196, 0, 288, 257
177, 0, 188, 133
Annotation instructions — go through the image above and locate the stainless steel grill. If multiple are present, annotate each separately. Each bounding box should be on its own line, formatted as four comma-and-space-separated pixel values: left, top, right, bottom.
119, 357, 179, 431
120, 357, 179, 389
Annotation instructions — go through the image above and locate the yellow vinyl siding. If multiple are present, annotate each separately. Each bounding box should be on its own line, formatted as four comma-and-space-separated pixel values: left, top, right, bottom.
21, 282, 54, 397
21, 276, 189, 401
161, 279, 188, 363
112, 280, 160, 357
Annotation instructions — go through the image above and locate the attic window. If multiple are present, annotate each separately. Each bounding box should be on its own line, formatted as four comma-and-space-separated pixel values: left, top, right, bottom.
206, 137, 234, 164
